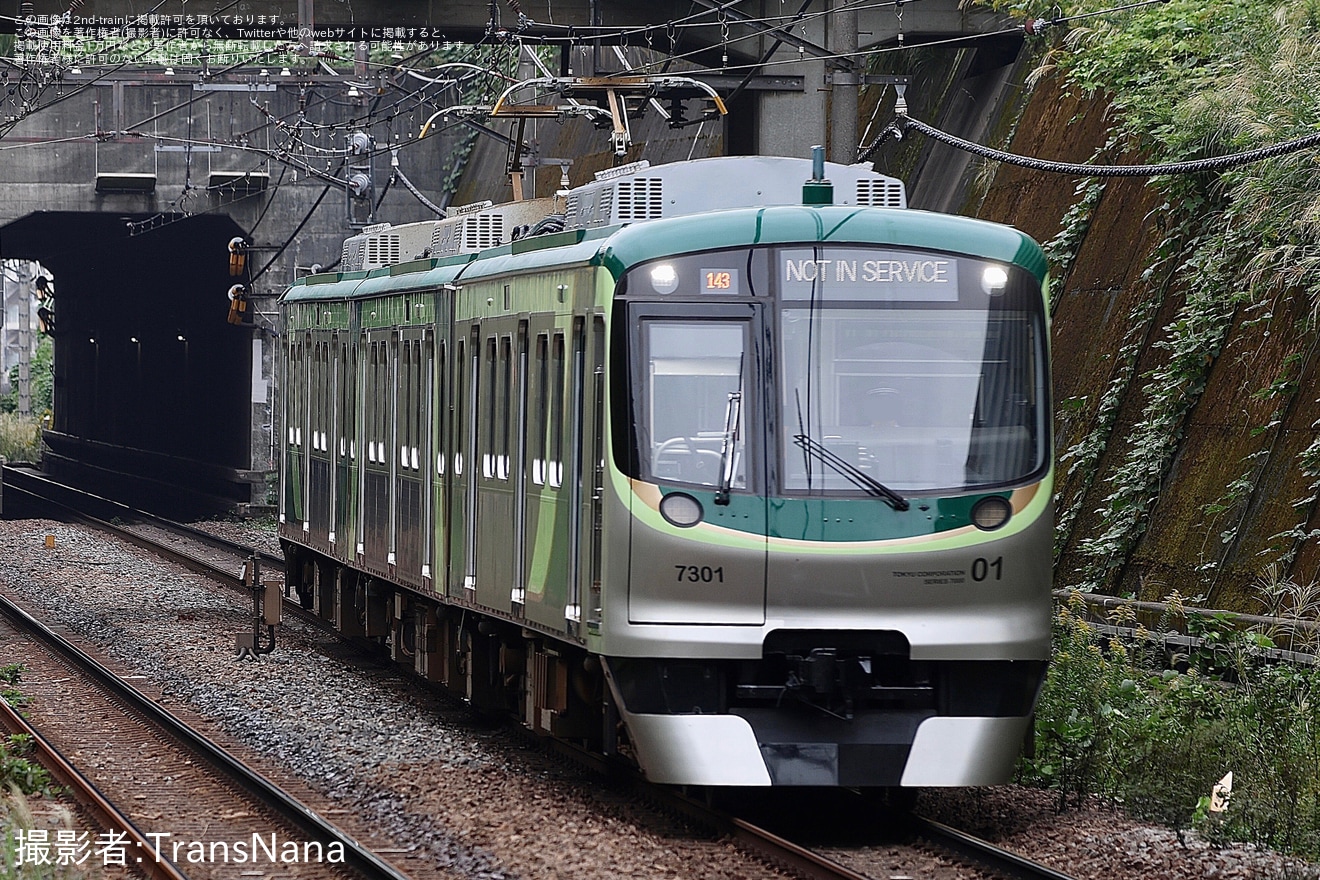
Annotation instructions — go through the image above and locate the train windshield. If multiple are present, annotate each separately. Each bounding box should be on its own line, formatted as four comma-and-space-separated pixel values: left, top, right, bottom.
621, 244, 1047, 496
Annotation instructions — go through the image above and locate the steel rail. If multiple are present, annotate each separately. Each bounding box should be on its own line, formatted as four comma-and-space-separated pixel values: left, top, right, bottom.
1, 465, 284, 574
728, 817, 875, 880
0, 695, 192, 880
0, 592, 411, 880
909, 815, 1078, 880
4, 465, 1073, 880
621, 767, 1076, 880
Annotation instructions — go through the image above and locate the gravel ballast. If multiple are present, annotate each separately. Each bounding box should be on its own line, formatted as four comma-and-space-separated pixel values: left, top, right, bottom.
2, 516, 1317, 880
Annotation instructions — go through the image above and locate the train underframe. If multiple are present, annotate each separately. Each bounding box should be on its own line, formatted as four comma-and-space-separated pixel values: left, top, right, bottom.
283, 541, 611, 747
283, 539, 1044, 787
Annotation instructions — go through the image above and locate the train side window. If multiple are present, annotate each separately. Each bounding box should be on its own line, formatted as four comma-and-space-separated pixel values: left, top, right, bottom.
367, 342, 373, 462
436, 340, 447, 475
382, 340, 390, 466
286, 337, 299, 448
342, 340, 349, 459
454, 339, 466, 476
549, 332, 565, 488
288, 339, 299, 449
290, 339, 299, 448
517, 323, 529, 484
483, 337, 497, 479
410, 340, 418, 471
313, 341, 321, 453
372, 340, 387, 465
532, 334, 548, 485
309, 342, 318, 451
498, 336, 512, 480
414, 339, 423, 470
366, 342, 376, 463
397, 340, 410, 470
349, 344, 358, 460
320, 342, 328, 452
382, 340, 393, 465
414, 339, 425, 472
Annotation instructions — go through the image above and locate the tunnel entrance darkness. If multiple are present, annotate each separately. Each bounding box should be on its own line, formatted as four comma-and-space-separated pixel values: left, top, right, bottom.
0, 211, 261, 515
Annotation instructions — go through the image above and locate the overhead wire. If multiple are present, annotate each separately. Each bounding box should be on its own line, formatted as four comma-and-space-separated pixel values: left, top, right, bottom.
250, 167, 342, 284
867, 112, 1320, 177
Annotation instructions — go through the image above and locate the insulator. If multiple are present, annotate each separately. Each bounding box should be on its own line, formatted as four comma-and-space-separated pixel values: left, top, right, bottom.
348, 172, 372, 198
349, 131, 373, 155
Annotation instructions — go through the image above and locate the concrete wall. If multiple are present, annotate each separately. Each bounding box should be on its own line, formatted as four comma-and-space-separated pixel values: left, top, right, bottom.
1, 73, 462, 505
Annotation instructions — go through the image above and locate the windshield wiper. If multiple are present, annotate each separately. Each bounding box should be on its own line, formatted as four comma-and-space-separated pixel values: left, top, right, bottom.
715, 391, 742, 506
792, 433, 909, 511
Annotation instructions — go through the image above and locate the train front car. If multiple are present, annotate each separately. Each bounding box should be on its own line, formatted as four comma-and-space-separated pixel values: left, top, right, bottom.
597, 204, 1052, 787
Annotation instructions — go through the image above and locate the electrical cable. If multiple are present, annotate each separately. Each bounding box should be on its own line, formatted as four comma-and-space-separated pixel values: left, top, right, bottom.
393, 166, 447, 216
241, 160, 288, 236
872, 112, 1320, 177
371, 168, 396, 212
250, 175, 337, 284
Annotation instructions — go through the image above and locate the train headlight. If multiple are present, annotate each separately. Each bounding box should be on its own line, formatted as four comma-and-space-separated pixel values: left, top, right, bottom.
649, 264, 680, 294
981, 265, 1009, 296
971, 495, 1012, 531
659, 492, 704, 528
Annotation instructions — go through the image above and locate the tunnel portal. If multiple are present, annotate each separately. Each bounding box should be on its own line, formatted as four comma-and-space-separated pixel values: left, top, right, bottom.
1, 211, 266, 515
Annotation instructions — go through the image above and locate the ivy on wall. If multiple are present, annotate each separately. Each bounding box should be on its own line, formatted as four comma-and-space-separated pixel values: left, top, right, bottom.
984, 0, 1320, 593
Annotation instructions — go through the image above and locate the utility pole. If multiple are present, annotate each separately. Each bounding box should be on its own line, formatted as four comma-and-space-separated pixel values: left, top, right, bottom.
14, 262, 33, 417
512, 44, 539, 199
298, 0, 314, 56
828, 0, 859, 164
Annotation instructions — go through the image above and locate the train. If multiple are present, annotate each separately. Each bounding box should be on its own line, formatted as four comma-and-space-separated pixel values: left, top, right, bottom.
277, 153, 1053, 788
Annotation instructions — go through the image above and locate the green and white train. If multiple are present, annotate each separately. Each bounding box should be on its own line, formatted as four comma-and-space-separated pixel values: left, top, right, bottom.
278, 154, 1053, 787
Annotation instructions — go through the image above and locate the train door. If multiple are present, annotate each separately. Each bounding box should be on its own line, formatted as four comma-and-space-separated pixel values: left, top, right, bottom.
431, 337, 447, 592
449, 325, 480, 597
307, 334, 334, 550
625, 303, 767, 625
585, 315, 606, 630
522, 322, 569, 632
281, 329, 307, 530
393, 330, 429, 587
334, 334, 357, 556
361, 330, 393, 571
510, 321, 530, 613
566, 315, 598, 628
420, 332, 435, 590
474, 319, 517, 611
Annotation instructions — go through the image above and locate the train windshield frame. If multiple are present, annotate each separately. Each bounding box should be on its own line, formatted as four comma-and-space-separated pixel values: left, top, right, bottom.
617, 244, 1048, 497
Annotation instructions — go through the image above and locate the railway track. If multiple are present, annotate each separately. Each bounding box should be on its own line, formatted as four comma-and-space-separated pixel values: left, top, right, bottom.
0, 589, 410, 880
4, 464, 1079, 880
1, 463, 283, 583
0, 693, 188, 880
654, 785, 1079, 880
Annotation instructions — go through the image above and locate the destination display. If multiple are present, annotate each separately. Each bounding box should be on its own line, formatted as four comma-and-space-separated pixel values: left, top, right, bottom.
780, 248, 960, 302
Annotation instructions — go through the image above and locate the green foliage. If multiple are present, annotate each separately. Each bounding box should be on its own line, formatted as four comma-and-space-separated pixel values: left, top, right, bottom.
0, 736, 49, 797
1042, 177, 1106, 292
1028, 597, 1320, 858
0, 666, 25, 711
0, 415, 42, 465
1, 336, 54, 417
1018, 0, 1320, 588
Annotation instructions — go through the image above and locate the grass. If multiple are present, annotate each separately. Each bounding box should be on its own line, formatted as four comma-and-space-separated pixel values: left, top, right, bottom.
0, 668, 89, 879
0, 789, 90, 879
1026, 594, 1320, 860
0, 415, 41, 464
